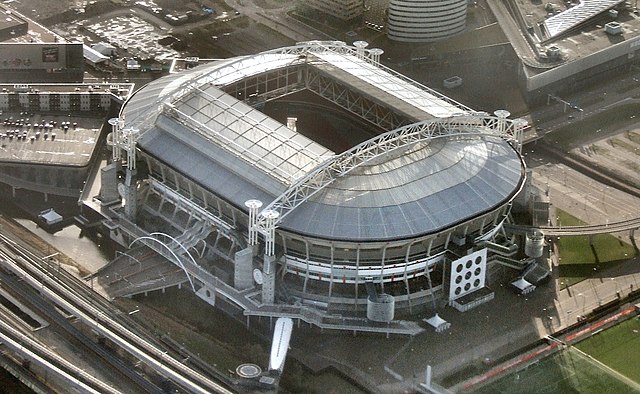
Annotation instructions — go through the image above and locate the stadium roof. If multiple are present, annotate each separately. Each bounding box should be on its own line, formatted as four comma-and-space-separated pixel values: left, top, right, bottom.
137, 117, 524, 241
312, 51, 465, 119
125, 42, 524, 242
282, 133, 524, 241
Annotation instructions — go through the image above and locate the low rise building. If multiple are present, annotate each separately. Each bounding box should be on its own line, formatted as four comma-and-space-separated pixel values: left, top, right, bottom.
308, 0, 363, 21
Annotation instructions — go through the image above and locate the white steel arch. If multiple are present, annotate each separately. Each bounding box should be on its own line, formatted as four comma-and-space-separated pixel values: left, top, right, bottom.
253, 114, 526, 235
129, 232, 202, 292
121, 40, 471, 135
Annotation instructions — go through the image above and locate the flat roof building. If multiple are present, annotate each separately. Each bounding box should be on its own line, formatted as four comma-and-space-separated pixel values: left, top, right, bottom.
0, 5, 28, 41
307, 0, 364, 21
0, 83, 134, 199
0, 4, 83, 83
488, 0, 640, 102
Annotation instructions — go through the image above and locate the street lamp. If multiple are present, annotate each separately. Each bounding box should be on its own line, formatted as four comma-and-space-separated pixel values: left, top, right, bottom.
578, 293, 585, 312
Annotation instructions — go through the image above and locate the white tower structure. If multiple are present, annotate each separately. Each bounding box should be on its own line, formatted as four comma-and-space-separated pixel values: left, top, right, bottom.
121, 127, 139, 220
387, 0, 468, 42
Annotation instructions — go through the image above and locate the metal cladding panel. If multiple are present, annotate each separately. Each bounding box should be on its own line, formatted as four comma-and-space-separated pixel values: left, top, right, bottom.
280, 135, 524, 241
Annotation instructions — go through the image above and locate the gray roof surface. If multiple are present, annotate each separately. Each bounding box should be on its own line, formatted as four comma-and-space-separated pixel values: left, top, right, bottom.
138, 119, 524, 241
83, 44, 109, 64
282, 135, 523, 241
0, 113, 103, 166
138, 115, 286, 203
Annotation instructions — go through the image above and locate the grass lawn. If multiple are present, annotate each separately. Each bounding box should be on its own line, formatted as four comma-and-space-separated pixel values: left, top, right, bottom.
470, 347, 637, 394
574, 316, 640, 385
556, 210, 636, 286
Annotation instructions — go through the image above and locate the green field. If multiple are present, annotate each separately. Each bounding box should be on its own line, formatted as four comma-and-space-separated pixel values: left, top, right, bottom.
556, 209, 636, 286
574, 316, 640, 385
470, 346, 638, 394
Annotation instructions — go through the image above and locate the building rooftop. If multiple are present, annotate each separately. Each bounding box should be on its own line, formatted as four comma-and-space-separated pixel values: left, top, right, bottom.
544, 0, 626, 38
0, 111, 103, 166
491, 1, 640, 79
83, 44, 110, 65
0, 6, 26, 35
0, 4, 63, 44
0, 83, 134, 167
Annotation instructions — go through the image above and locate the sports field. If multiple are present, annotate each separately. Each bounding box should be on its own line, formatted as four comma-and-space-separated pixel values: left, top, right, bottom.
556, 209, 636, 286
470, 346, 638, 394
574, 316, 640, 385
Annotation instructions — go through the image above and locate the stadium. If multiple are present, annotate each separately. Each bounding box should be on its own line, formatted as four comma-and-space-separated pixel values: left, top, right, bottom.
98, 41, 530, 333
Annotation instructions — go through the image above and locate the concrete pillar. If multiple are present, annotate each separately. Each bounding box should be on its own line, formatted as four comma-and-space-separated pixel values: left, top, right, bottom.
234, 247, 254, 291
124, 169, 137, 220
99, 163, 119, 204
262, 254, 276, 304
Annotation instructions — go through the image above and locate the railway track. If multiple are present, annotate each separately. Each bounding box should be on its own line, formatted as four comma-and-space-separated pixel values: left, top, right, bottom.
0, 232, 235, 394
506, 217, 640, 236
0, 268, 160, 394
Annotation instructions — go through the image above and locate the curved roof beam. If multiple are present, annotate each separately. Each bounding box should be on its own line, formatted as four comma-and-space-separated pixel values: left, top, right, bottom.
254, 114, 526, 231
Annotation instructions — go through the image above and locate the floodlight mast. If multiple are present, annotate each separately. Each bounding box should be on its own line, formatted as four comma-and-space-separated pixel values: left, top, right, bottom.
245, 199, 263, 247
260, 210, 279, 258
108, 117, 121, 162
124, 127, 139, 171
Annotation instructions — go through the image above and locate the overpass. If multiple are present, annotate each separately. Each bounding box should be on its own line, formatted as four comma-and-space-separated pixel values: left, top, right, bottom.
506, 217, 640, 238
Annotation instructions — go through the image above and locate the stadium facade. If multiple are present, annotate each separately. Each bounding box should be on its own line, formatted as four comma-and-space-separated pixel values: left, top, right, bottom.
99, 41, 530, 333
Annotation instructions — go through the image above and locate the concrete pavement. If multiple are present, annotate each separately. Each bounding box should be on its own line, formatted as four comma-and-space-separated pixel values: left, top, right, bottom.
223, 0, 332, 42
